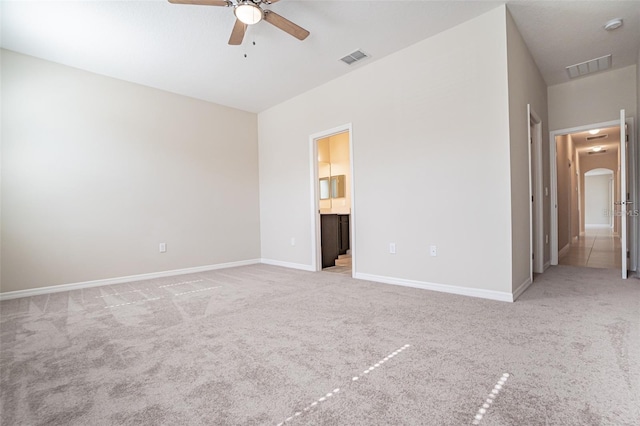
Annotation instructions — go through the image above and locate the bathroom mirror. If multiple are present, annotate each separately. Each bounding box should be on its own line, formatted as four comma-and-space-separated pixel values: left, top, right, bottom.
319, 178, 330, 200
319, 162, 331, 200
331, 175, 346, 198
319, 175, 346, 199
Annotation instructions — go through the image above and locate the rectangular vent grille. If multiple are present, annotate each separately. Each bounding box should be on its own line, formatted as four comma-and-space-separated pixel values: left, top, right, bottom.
586, 134, 608, 141
566, 54, 612, 79
588, 150, 607, 155
340, 49, 369, 65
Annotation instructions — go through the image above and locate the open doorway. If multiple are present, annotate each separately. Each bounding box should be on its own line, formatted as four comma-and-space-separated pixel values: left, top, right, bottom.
551, 121, 635, 272
310, 125, 354, 276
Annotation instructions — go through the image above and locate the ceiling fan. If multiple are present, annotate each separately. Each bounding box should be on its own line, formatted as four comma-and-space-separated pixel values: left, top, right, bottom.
168, 0, 310, 45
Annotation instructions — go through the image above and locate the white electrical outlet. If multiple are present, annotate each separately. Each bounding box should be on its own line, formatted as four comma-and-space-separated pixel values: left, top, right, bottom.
291, 237, 296, 246
389, 243, 396, 254
159, 243, 166, 253
430, 245, 437, 257
545, 235, 549, 244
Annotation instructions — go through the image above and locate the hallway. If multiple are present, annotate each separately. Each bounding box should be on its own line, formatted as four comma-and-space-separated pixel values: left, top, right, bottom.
559, 227, 621, 269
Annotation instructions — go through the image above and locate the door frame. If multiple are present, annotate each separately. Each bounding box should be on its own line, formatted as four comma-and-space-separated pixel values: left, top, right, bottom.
309, 123, 355, 275
620, 115, 639, 275
528, 105, 544, 274
620, 110, 627, 278
628, 117, 639, 273
549, 117, 637, 272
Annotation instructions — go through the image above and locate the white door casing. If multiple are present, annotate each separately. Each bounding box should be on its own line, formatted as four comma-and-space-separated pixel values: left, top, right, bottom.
619, 110, 627, 279
528, 105, 544, 275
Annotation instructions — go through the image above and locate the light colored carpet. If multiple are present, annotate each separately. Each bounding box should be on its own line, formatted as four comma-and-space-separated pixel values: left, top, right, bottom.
1, 265, 639, 425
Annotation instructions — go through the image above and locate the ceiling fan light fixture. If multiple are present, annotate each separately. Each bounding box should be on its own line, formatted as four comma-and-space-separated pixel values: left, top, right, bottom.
235, 2, 263, 25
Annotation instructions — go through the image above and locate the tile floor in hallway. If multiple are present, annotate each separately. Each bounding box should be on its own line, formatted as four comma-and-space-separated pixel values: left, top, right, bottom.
323, 254, 352, 275
559, 226, 621, 269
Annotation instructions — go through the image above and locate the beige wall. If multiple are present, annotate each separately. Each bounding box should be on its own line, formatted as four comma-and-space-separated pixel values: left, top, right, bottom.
318, 138, 330, 164
548, 65, 637, 131
556, 135, 580, 250
327, 133, 350, 214
1, 50, 261, 293
317, 138, 331, 210
317, 133, 350, 213
570, 142, 580, 241
506, 10, 549, 287
259, 7, 514, 293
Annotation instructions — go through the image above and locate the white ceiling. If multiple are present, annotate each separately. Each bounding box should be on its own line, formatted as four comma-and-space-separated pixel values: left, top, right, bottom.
507, 0, 640, 86
2, 1, 639, 113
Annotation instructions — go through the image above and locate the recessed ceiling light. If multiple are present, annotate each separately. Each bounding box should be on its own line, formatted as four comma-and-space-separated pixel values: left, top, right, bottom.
592, 146, 603, 152
589, 129, 600, 135
586, 133, 608, 141
604, 18, 623, 31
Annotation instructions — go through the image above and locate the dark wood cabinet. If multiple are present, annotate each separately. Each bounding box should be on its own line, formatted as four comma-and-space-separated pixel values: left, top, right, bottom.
321, 214, 350, 268
338, 214, 350, 255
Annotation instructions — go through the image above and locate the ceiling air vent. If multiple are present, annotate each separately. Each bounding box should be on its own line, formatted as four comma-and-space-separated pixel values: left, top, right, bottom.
588, 150, 607, 155
586, 134, 608, 141
566, 54, 611, 79
340, 49, 369, 65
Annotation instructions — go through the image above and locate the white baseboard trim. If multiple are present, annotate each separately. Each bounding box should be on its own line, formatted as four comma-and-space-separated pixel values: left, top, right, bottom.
353, 272, 513, 302
0, 259, 261, 301
558, 243, 571, 258
512, 277, 533, 302
543, 261, 551, 271
260, 259, 315, 272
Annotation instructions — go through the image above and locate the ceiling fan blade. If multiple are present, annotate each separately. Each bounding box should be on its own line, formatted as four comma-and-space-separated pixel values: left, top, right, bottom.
264, 10, 309, 41
228, 19, 247, 45
168, 0, 230, 6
